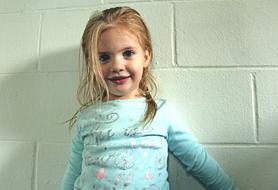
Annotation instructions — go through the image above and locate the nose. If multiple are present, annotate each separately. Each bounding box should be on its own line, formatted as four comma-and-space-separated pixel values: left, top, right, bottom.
110, 55, 125, 72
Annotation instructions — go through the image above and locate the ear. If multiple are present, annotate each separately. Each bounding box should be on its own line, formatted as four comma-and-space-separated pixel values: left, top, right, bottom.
143, 50, 151, 68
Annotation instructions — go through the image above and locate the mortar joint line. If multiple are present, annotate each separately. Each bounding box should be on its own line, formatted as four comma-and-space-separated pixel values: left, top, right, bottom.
37, 13, 43, 72
251, 72, 259, 143
172, 2, 178, 67
31, 141, 39, 190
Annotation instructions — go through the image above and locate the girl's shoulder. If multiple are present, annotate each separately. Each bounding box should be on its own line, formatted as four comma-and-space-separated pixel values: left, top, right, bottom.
155, 98, 167, 110
155, 98, 174, 110
75, 102, 100, 122
155, 98, 179, 119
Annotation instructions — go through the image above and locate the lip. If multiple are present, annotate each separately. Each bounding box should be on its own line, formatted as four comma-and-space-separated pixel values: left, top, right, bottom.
107, 75, 130, 84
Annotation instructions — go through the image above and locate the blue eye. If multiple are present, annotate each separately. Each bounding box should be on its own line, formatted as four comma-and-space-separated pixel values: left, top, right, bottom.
123, 50, 135, 58
99, 54, 110, 63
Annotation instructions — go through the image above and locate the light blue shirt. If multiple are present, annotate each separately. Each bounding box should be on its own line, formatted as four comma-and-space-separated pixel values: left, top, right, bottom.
61, 98, 238, 190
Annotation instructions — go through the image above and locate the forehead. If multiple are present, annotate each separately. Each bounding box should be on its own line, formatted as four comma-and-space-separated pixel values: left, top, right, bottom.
98, 27, 141, 51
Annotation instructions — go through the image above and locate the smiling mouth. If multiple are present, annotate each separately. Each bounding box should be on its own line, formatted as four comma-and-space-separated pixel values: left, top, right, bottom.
107, 75, 130, 81
107, 75, 131, 84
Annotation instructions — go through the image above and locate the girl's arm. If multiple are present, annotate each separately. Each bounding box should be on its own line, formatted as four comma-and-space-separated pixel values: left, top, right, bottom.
61, 122, 83, 190
166, 103, 238, 190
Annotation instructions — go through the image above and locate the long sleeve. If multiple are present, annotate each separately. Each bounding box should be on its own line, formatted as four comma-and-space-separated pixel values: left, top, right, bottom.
166, 103, 238, 190
61, 122, 84, 190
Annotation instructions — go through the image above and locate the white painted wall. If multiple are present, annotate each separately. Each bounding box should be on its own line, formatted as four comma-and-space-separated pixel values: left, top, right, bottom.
0, 0, 277, 189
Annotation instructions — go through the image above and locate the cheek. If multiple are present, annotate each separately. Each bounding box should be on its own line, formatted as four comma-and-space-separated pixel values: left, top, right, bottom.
128, 63, 140, 75
134, 66, 144, 80
100, 66, 107, 77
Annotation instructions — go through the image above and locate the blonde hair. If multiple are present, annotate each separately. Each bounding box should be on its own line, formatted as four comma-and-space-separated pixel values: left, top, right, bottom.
64, 6, 158, 129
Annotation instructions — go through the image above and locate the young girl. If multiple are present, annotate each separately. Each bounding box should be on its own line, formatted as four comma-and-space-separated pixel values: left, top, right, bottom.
61, 6, 238, 190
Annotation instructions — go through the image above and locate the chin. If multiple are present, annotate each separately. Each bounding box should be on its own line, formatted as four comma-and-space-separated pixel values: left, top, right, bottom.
109, 92, 136, 99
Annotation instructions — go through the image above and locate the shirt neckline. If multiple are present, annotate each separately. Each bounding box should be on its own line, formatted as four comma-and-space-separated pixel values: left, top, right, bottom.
102, 97, 147, 104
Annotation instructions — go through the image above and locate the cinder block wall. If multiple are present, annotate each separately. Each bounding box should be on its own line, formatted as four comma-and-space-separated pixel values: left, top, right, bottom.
1, 0, 278, 189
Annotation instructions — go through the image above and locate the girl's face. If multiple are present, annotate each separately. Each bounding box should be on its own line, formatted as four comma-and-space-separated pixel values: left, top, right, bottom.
98, 27, 150, 100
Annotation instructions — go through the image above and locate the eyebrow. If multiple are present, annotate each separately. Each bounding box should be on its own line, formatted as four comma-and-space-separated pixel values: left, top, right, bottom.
98, 46, 137, 54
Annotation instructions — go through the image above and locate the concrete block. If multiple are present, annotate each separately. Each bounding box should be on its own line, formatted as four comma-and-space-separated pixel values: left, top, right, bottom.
169, 146, 278, 190
0, 13, 40, 73
34, 72, 80, 141
0, 0, 101, 12
175, 0, 278, 66
0, 72, 79, 141
256, 71, 278, 143
40, 9, 95, 72
154, 69, 254, 143
37, 143, 70, 190
207, 146, 278, 190
0, 141, 34, 190
26, 0, 102, 10
0, 0, 27, 12
131, 3, 174, 68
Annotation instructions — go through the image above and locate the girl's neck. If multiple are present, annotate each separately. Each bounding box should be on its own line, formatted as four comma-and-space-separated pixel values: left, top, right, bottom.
104, 90, 145, 101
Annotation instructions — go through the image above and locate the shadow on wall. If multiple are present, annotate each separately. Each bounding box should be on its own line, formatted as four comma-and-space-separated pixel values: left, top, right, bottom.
0, 48, 79, 189
0, 47, 208, 190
